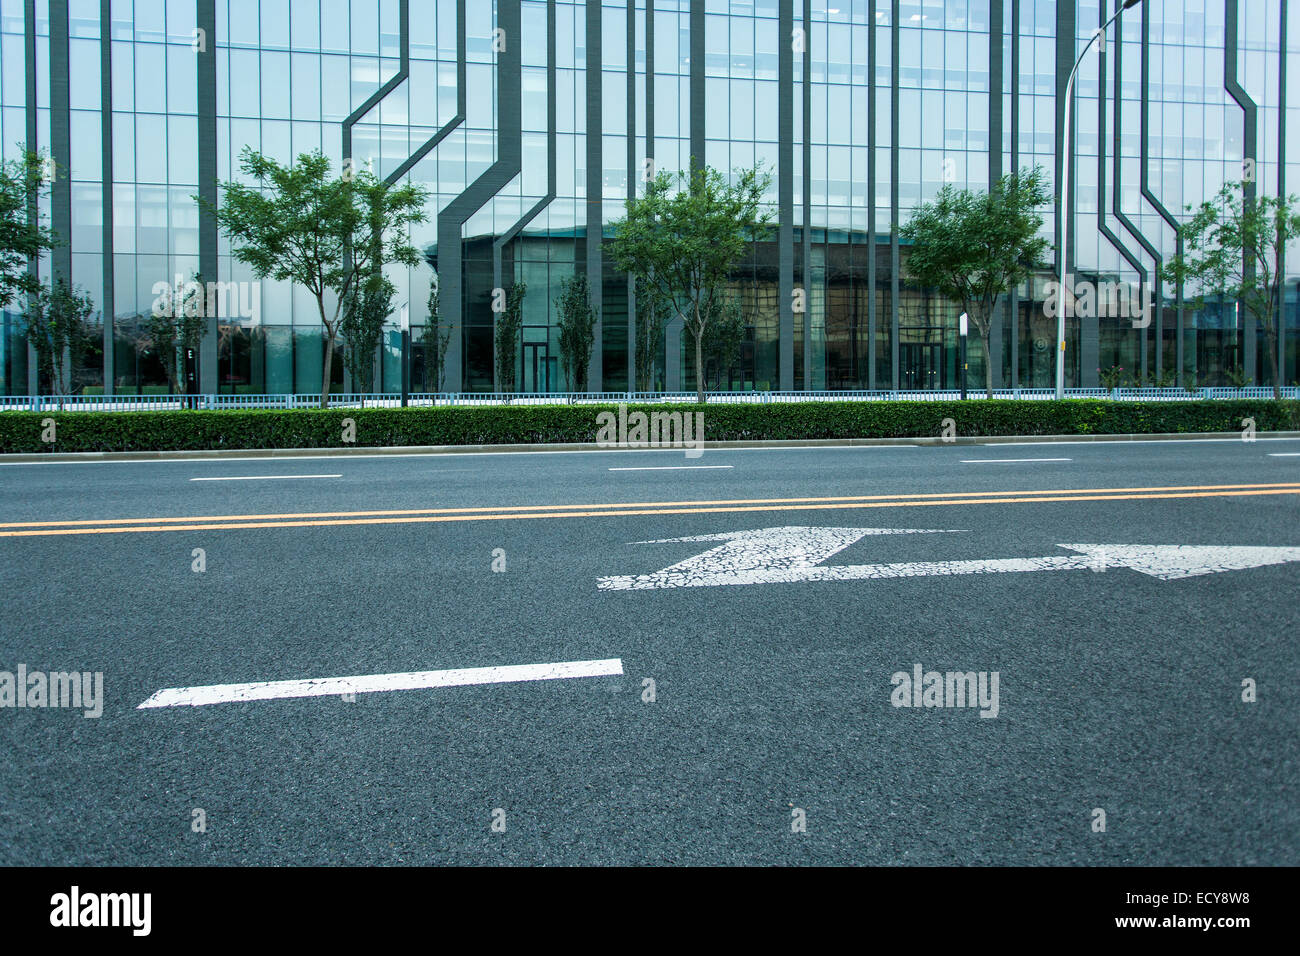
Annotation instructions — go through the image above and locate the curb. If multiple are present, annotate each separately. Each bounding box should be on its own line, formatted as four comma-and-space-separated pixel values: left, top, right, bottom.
2, 431, 1298, 463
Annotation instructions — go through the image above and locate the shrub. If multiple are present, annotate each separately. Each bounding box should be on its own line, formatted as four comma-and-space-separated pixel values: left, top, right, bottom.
1, 399, 1296, 454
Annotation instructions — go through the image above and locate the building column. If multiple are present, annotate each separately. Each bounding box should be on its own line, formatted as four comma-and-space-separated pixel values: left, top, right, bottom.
197, 0, 219, 393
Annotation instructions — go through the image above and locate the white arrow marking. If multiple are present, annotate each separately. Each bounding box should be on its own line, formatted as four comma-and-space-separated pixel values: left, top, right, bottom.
138, 658, 624, 709
599, 526, 961, 590
1056, 544, 1300, 580
596, 526, 1300, 590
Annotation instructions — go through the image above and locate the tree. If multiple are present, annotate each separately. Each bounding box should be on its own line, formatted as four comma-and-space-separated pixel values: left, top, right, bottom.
609, 164, 772, 403
634, 275, 670, 392
339, 177, 398, 397
900, 167, 1050, 398
701, 293, 746, 390
339, 274, 394, 395
555, 274, 598, 393
494, 281, 526, 393
25, 278, 96, 397
145, 273, 208, 394
1162, 179, 1300, 399
205, 147, 428, 407
0, 150, 57, 311
420, 274, 454, 392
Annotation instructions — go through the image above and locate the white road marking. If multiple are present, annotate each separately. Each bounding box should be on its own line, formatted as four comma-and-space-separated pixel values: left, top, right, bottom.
597, 526, 1300, 590
188, 474, 342, 481
138, 658, 624, 709
999, 438, 1300, 446
960, 458, 1072, 463
0, 446, 921, 467
1268, 453, 1300, 457
17, 437, 1300, 467
608, 465, 734, 471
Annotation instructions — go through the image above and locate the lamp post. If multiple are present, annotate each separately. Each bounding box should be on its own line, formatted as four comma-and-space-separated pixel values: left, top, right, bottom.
1055, 0, 1145, 399
399, 303, 410, 408
959, 311, 969, 400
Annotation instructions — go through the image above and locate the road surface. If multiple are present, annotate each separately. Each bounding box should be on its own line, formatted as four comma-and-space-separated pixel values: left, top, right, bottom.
1, 438, 1297, 864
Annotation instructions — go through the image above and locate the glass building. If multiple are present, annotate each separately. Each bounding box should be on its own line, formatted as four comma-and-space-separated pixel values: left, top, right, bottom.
1, 0, 1297, 395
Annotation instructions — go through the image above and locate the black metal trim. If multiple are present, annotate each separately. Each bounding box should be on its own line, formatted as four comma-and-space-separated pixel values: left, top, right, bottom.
1053, 0, 1075, 387
585, 0, 602, 391
385, 0, 466, 185
23, 0, 37, 394
343, 0, 410, 174
1009, 0, 1019, 388
890, 0, 899, 390
1279, 0, 1288, 389
778, 0, 793, 389
801, 0, 811, 389
1139, 2, 1184, 381
1098, 10, 1148, 387
100, 0, 113, 394
1224, 0, 1258, 380
866, 0, 876, 390
197, 0, 217, 392
436, 0, 522, 392
625, 0, 636, 391
988, 0, 1004, 387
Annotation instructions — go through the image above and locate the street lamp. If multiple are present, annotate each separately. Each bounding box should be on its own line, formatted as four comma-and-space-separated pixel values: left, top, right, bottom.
1055, 0, 1144, 399
399, 303, 410, 408
959, 311, 968, 400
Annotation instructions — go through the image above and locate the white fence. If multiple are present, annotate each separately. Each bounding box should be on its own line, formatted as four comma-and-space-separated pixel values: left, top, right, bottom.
1, 386, 1296, 412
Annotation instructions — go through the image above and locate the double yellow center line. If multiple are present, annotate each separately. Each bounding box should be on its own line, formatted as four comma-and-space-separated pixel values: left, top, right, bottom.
2, 482, 1299, 538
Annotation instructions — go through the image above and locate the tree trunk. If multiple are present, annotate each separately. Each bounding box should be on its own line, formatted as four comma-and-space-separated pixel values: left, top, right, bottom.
321, 331, 334, 408
1264, 323, 1281, 401
317, 291, 335, 408
982, 328, 993, 399
695, 326, 706, 404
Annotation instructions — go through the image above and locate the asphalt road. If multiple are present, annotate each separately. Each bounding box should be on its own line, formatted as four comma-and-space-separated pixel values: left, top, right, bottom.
1, 438, 1297, 865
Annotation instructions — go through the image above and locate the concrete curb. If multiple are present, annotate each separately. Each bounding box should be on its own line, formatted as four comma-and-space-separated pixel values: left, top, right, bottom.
3, 431, 1298, 463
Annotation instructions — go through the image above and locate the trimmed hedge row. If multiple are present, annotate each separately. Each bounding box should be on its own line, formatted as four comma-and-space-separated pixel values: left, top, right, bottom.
1, 399, 1297, 454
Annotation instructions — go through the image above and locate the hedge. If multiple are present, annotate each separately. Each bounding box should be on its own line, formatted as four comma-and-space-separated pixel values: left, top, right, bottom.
1, 399, 1297, 454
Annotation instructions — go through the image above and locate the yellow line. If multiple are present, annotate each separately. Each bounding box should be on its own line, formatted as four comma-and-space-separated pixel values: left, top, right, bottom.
2, 482, 1297, 529
2, 487, 1298, 537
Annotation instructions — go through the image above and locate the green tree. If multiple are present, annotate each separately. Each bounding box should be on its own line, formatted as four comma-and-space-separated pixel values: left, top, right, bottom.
900, 166, 1050, 398
494, 281, 526, 393
420, 274, 453, 392
0, 150, 57, 311
145, 273, 207, 394
204, 147, 428, 407
634, 275, 670, 392
25, 277, 96, 397
609, 164, 771, 403
339, 178, 400, 397
555, 274, 598, 393
339, 274, 394, 395
1162, 179, 1300, 399
701, 293, 746, 390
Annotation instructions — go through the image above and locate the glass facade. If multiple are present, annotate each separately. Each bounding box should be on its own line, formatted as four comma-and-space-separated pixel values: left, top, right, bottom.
2, 0, 1298, 394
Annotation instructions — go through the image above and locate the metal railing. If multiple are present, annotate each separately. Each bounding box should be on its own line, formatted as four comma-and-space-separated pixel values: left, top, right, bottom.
2, 386, 1296, 412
